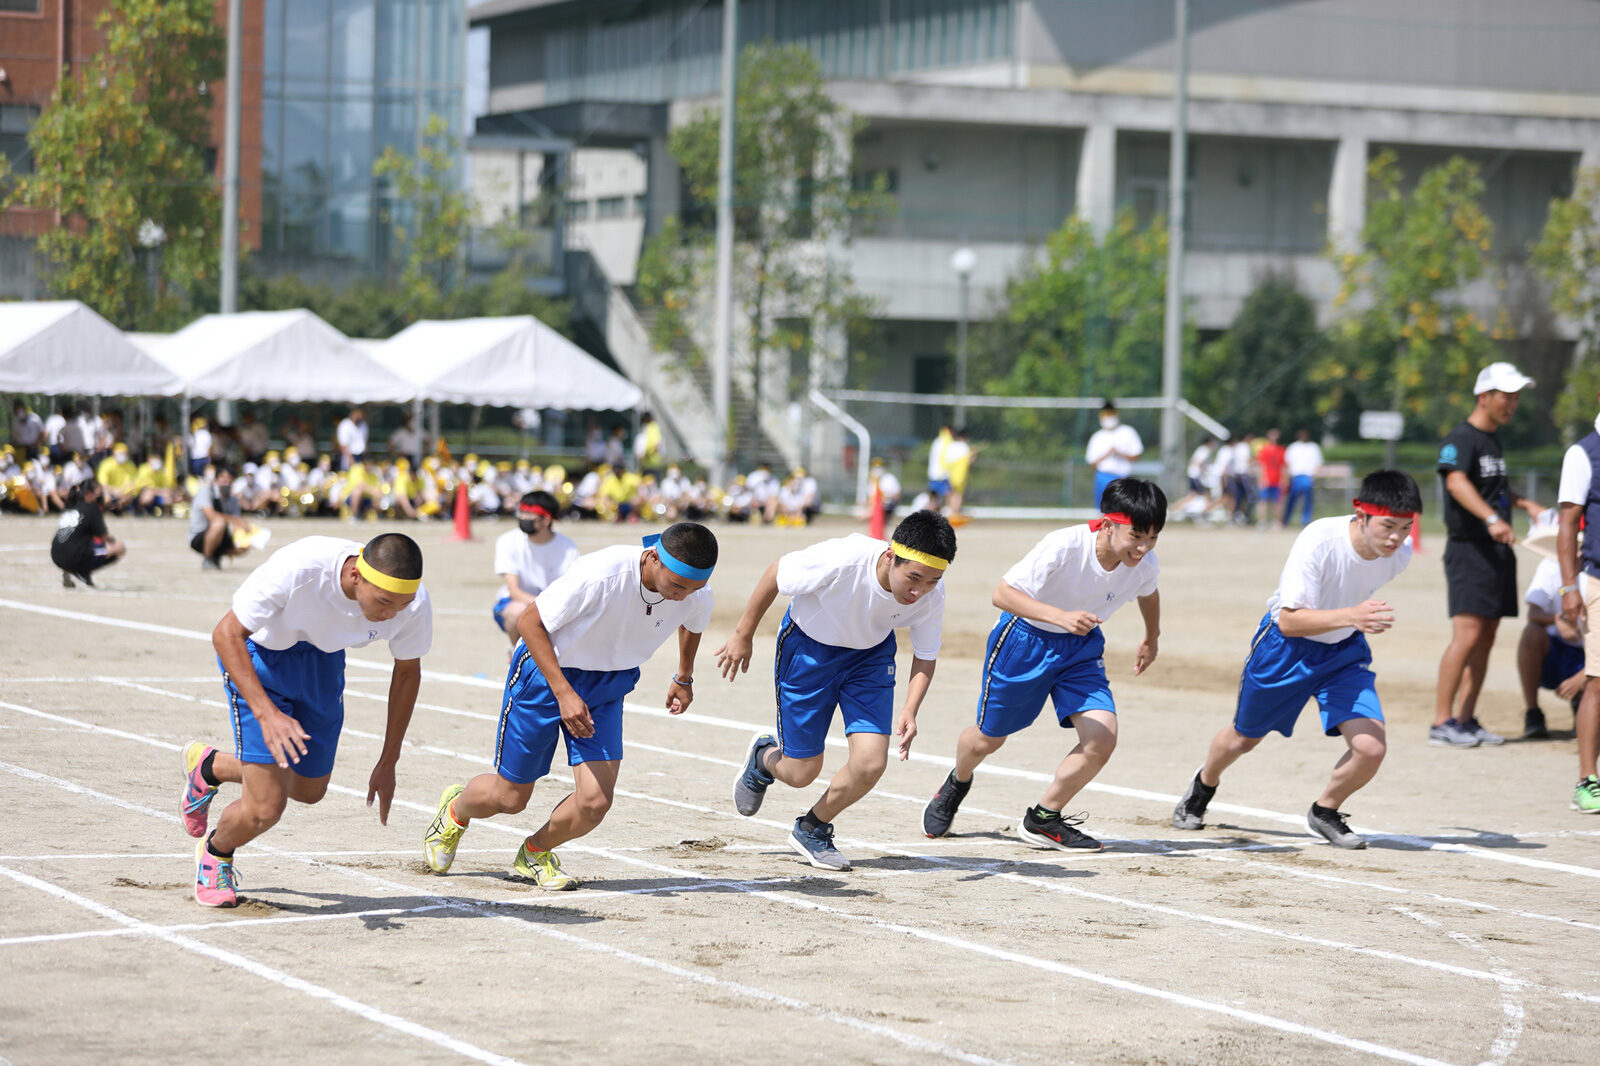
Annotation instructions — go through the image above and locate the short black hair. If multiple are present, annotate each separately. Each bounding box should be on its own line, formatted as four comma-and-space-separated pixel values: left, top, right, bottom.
67, 479, 100, 506
661, 521, 718, 571
211, 463, 233, 479
364, 532, 424, 581
1356, 470, 1422, 516
522, 490, 560, 516
1100, 478, 1168, 534
890, 509, 957, 564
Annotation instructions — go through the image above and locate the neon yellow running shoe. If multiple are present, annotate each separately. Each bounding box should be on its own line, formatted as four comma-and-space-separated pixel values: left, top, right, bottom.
422, 784, 467, 873
512, 842, 577, 890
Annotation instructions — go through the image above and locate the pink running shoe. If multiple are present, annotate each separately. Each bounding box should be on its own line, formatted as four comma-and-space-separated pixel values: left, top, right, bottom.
180, 741, 218, 838
194, 839, 238, 907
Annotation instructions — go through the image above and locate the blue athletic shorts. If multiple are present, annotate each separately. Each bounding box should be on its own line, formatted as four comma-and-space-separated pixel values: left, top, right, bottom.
492, 595, 513, 633
1259, 485, 1282, 502
1233, 613, 1382, 738
975, 612, 1114, 737
1541, 639, 1585, 691
1093, 470, 1120, 510
222, 640, 345, 778
774, 609, 896, 759
494, 643, 640, 784
928, 478, 951, 497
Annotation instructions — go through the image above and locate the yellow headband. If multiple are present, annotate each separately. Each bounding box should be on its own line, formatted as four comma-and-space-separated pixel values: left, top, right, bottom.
890, 541, 949, 571
356, 550, 420, 595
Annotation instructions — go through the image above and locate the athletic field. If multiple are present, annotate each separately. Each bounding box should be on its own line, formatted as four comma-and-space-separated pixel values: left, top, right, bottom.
0, 513, 1594, 1066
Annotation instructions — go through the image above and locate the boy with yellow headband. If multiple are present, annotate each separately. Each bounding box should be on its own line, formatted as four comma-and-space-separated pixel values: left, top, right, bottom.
180, 534, 432, 907
923, 478, 1165, 852
718, 510, 957, 871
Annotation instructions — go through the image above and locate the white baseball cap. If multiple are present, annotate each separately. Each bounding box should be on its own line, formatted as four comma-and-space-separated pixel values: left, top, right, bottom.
1474, 362, 1534, 395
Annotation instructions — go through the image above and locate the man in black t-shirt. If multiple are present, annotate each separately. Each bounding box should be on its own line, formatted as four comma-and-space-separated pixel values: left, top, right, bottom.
50, 480, 126, 588
1432, 363, 1544, 749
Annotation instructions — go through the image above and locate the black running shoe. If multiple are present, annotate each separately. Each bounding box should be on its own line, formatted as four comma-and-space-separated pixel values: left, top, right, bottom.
1305, 804, 1365, 849
922, 771, 972, 838
1524, 707, 1549, 740
1171, 769, 1216, 830
1018, 810, 1102, 852
76, 570, 94, 587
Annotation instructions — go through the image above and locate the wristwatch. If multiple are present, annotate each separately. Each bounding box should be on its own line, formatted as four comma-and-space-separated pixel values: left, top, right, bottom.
1484, 513, 1502, 527
1560, 583, 1581, 596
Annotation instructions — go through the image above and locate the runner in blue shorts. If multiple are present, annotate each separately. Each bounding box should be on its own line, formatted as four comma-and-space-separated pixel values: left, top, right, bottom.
717, 510, 956, 872
1171, 470, 1422, 849
923, 477, 1165, 853
423, 523, 716, 890
179, 533, 433, 907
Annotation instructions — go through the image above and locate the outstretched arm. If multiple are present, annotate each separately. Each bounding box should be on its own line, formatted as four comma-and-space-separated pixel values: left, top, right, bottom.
716, 559, 780, 679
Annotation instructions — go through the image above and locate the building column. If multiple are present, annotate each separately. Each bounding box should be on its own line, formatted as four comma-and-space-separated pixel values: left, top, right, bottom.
645, 134, 680, 239
1328, 134, 1367, 253
1076, 122, 1116, 237
1580, 146, 1600, 177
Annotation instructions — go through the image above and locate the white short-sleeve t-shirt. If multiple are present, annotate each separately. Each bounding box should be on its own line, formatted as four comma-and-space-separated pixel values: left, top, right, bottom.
776, 534, 945, 659
232, 536, 433, 659
1266, 516, 1411, 644
493, 529, 579, 606
1526, 556, 1584, 647
1085, 424, 1144, 476
535, 545, 714, 672
1001, 524, 1158, 633
1556, 415, 1600, 506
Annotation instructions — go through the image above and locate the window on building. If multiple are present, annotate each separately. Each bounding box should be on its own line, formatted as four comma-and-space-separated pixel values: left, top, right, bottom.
632, 194, 648, 216
596, 196, 626, 219
566, 199, 590, 221
0, 106, 37, 176
0, 0, 43, 12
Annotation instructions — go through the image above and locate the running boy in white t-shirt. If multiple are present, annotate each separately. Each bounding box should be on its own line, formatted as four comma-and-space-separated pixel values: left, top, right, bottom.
423, 523, 717, 889
718, 511, 957, 871
1171, 470, 1421, 848
923, 478, 1163, 852
492, 490, 579, 647
180, 534, 432, 907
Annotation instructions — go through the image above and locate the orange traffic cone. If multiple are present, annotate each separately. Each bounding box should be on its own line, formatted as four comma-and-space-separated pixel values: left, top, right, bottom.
451, 482, 472, 541
867, 479, 885, 540
1409, 516, 1424, 554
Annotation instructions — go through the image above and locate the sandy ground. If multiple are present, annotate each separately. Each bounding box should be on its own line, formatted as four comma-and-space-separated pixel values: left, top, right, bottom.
0, 511, 1596, 1066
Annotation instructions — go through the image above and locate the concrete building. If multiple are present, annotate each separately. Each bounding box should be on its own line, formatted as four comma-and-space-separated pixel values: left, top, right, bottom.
471, 0, 1600, 476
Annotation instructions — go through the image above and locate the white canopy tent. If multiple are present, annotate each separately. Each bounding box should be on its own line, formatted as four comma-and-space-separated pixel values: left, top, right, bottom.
137, 310, 415, 403
378, 316, 642, 410
0, 301, 181, 396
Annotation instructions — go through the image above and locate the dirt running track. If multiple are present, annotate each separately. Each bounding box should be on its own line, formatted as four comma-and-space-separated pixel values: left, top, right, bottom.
0, 513, 1595, 1066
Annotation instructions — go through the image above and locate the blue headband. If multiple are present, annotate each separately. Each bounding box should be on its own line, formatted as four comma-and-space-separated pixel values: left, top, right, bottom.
643, 534, 714, 581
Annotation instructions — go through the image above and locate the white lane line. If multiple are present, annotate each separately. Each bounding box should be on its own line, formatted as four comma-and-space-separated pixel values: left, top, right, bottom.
0, 862, 531, 1066
1393, 908, 1525, 1066
0, 545, 48, 552
0, 758, 1012, 1066
6, 692, 1600, 1002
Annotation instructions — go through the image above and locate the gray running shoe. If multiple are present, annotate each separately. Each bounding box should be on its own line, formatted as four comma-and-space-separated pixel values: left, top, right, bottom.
1463, 719, 1505, 746
1427, 720, 1480, 748
789, 817, 850, 870
1306, 804, 1366, 849
733, 733, 777, 816
1171, 769, 1216, 830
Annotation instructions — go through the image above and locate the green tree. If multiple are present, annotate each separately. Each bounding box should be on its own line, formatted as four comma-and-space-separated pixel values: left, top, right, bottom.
375, 114, 471, 316
1191, 274, 1325, 433
637, 43, 886, 443
1533, 166, 1600, 437
1318, 151, 1499, 437
965, 210, 1178, 439
0, 0, 223, 329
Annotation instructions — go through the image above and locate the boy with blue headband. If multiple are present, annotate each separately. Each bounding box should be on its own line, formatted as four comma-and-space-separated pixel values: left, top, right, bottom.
717, 510, 957, 871
181, 534, 432, 907
424, 522, 717, 889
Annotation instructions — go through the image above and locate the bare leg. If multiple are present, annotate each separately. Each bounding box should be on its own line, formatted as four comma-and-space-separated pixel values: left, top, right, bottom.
953, 725, 1005, 781
1434, 613, 1494, 726
1517, 623, 1549, 711
809, 732, 890, 823
762, 747, 824, 789
501, 601, 528, 647
528, 760, 619, 852
453, 771, 536, 822
1039, 710, 1118, 811
1199, 724, 1265, 788
1578, 682, 1600, 782
1457, 618, 1500, 724
1317, 718, 1386, 809
209, 763, 290, 852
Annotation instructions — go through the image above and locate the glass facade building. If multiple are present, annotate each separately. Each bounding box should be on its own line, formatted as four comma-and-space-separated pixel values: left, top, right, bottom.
260, 0, 465, 274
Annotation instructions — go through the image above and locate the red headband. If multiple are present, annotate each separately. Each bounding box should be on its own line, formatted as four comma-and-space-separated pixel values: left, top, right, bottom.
1352, 499, 1416, 519
519, 503, 553, 520
1089, 512, 1133, 532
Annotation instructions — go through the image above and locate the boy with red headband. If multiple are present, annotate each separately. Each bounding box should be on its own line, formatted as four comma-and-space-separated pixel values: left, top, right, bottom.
180, 534, 432, 907
423, 523, 716, 889
1171, 470, 1422, 848
492, 490, 578, 648
718, 510, 957, 871
923, 477, 1165, 852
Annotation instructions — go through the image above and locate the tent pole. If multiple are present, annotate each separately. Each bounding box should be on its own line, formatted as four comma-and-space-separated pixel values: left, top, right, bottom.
412, 394, 424, 466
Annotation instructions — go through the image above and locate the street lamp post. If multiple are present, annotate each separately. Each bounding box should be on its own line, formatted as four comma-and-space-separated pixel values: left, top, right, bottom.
950, 246, 975, 429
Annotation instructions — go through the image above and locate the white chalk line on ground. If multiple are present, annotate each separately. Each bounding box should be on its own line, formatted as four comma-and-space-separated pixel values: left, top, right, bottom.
0, 756, 1457, 1066
0, 859, 532, 1066
1394, 908, 1525, 1066
8, 697, 1595, 1045
0, 754, 1012, 1066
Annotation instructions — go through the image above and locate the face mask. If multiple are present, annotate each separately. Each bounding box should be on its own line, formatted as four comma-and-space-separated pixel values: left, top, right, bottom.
1099, 416, 1119, 430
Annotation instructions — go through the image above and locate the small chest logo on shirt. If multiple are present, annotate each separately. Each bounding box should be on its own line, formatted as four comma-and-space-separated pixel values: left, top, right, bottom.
1104, 592, 1116, 602
887, 663, 895, 677
368, 629, 378, 641
654, 619, 663, 629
